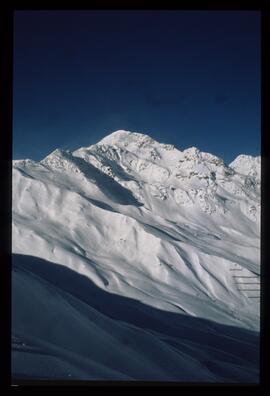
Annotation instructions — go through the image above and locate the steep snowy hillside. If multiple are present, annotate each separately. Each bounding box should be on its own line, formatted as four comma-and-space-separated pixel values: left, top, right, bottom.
12, 130, 260, 381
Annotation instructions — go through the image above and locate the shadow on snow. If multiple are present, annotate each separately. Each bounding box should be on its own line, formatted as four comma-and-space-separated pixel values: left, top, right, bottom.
12, 254, 260, 382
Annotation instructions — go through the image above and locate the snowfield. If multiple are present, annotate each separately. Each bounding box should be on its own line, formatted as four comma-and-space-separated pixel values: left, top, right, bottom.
12, 130, 260, 382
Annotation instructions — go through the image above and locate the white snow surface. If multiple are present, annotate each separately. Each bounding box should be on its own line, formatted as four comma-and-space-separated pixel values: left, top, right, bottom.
12, 130, 260, 381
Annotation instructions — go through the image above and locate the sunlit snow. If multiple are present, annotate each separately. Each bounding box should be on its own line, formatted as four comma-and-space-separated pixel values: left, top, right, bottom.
12, 130, 260, 382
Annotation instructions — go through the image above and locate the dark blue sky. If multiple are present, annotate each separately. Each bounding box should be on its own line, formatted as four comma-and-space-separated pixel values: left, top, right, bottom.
13, 10, 261, 164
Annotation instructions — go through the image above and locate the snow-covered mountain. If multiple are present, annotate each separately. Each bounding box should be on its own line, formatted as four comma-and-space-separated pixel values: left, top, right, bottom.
12, 130, 260, 382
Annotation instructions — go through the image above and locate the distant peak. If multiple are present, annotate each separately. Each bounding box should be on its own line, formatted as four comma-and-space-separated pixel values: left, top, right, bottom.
230, 154, 260, 164
97, 130, 155, 147
229, 154, 261, 177
40, 148, 73, 167
99, 130, 131, 141
42, 148, 72, 160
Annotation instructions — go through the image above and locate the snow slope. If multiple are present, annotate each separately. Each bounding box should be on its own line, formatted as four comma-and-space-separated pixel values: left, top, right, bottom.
12, 130, 260, 381
12, 254, 259, 382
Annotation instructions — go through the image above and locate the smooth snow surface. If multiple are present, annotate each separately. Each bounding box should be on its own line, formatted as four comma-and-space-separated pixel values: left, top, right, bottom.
12, 130, 260, 382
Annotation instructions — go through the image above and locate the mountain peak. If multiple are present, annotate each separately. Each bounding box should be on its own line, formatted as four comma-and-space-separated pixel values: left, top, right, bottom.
97, 130, 156, 147
230, 154, 260, 178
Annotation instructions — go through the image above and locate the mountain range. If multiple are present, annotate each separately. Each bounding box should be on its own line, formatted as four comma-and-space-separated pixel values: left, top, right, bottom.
12, 130, 261, 382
